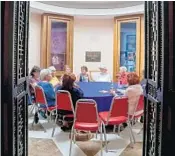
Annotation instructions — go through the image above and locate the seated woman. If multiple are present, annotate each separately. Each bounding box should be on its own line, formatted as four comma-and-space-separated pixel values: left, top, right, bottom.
116, 66, 128, 85
48, 66, 60, 87
111, 72, 143, 115
97, 65, 111, 82
55, 73, 84, 131
77, 66, 91, 82
29, 65, 41, 86
37, 69, 55, 108
28, 66, 41, 104
60, 65, 72, 82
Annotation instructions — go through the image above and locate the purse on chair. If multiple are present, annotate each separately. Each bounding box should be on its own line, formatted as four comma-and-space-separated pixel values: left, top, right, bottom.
69, 131, 94, 141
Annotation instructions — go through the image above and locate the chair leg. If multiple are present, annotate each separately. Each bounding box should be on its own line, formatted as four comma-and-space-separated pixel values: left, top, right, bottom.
29, 104, 34, 116
128, 122, 136, 144
69, 127, 74, 156
102, 123, 108, 152
118, 124, 121, 136
113, 125, 116, 133
47, 111, 50, 123
96, 130, 98, 139
100, 124, 103, 156
73, 129, 76, 143
126, 123, 133, 146
137, 126, 143, 135
51, 114, 58, 137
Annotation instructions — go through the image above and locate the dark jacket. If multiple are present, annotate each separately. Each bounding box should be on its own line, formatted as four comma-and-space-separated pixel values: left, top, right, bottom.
56, 86, 84, 108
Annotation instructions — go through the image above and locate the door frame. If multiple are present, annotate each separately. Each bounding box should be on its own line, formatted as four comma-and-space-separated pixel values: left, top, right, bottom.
113, 14, 144, 81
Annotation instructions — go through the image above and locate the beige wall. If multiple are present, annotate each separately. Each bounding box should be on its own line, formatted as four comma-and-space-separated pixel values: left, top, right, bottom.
73, 18, 114, 76
29, 13, 41, 71
29, 14, 114, 77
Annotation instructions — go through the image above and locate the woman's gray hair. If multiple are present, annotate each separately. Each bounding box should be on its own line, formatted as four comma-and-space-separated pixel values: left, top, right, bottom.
40, 69, 51, 81
120, 66, 127, 72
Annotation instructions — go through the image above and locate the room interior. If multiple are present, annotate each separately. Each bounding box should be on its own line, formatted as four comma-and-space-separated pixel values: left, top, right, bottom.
29, 1, 144, 156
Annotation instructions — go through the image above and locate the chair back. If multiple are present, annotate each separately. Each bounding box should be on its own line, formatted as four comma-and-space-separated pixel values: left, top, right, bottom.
28, 83, 35, 103
34, 85, 47, 105
136, 95, 144, 112
75, 99, 98, 123
56, 90, 74, 113
109, 96, 128, 119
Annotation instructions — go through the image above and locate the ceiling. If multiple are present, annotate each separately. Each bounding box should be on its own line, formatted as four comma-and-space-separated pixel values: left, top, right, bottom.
40, 1, 143, 9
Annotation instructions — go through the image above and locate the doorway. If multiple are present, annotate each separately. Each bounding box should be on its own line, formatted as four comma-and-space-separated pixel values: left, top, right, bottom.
1, 1, 174, 156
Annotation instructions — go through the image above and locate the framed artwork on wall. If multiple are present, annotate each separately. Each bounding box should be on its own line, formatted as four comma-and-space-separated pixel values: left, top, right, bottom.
85, 51, 101, 62
41, 14, 73, 77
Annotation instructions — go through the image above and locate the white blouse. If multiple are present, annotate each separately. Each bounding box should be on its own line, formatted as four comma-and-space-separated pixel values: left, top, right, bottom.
97, 73, 111, 82
125, 84, 143, 115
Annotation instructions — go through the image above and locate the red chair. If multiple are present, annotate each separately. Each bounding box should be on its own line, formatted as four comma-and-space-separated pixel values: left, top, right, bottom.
28, 83, 36, 116
99, 96, 134, 152
52, 90, 74, 137
131, 95, 144, 119
32, 85, 56, 132
69, 99, 103, 156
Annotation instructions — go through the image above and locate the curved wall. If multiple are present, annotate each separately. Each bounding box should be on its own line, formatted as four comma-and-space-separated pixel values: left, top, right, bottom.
29, 3, 144, 76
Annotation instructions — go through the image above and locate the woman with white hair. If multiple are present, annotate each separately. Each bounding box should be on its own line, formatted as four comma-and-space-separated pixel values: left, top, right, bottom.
48, 66, 60, 87
37, 69, 55, 109
97, 65, 111, 82
116, 66, 128, 85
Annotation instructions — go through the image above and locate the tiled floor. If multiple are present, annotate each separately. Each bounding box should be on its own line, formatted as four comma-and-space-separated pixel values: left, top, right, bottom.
28, 111, 143, 156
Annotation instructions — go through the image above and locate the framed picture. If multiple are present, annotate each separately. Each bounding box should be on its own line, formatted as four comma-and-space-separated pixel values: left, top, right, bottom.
126, 35, 136, 52
127, 35, 136, 44
85, 51, 101, 62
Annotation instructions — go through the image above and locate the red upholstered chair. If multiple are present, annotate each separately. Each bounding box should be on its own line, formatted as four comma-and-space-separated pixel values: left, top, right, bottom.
35, 85, 56, 113
52, 90, 74, 137
131, 95, 144, 119
99, 96, 134, 152
32, 85, 56, 132
69, 99, 103, 156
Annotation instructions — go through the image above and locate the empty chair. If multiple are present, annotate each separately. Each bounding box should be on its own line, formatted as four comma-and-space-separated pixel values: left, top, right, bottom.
99, 96, 134, 152
69, 99, 103, 156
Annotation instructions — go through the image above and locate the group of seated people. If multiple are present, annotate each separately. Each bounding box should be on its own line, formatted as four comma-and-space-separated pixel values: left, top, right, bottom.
29, 64, 144, 131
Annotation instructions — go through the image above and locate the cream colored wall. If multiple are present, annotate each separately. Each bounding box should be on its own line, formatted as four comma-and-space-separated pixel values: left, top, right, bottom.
29, 14, 114, 77
73, 18, 114, 76
29, 12, 41, 71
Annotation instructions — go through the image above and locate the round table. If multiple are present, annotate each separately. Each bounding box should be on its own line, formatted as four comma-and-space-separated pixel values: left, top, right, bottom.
78, 82, 126, 112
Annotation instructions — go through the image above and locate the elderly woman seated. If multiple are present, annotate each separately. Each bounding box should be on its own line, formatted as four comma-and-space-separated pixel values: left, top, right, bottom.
111, 72, 143, 115
38, 69, 55, 108
116, 66, 128, 85
97, 65, 111, 82
48, 66, 60, 87
28, 66, 41, 105
55, 73, 84, 131
77, 66, 91, 82
60, 65, 72, 82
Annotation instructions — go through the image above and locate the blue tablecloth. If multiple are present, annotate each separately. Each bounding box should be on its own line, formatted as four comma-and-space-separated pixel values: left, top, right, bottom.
78, 82, 126, 112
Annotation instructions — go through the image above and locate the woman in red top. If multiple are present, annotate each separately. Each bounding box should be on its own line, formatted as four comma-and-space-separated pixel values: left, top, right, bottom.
116, 66, 128, 85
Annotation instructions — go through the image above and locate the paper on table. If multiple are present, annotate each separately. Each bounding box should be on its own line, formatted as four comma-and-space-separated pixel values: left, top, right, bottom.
99, 90, 109, 93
